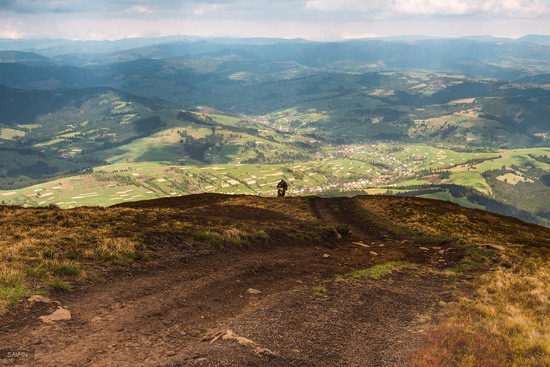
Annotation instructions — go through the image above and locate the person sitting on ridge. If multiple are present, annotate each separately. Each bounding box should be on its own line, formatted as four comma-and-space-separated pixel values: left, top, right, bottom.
277, 179, 288, 197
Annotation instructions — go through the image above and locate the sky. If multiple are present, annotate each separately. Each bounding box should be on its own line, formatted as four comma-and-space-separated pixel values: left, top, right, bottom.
0, 0, 549, 41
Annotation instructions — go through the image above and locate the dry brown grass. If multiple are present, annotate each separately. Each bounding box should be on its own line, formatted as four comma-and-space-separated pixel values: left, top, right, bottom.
223, 195, 318, 221
0, 196, 331, 314
413, 258, 550, 366
357, 196, 550, 248
412, 323, 509, 367
349, 196, 550, 366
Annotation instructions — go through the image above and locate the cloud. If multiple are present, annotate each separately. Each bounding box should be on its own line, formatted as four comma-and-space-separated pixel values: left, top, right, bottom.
305, 0, 386, 13
391, 0, 550, 17
391, 0, 475, 15
305, 0, 550, 18
193, 3, 227, 16
125, 5, 151, 14
0, 18, 22, 38
0, 0, 548, 19
0, 0, 101, 14
0, 0, 236, 14
0, 0, 548, 41
340, 31, 379, 40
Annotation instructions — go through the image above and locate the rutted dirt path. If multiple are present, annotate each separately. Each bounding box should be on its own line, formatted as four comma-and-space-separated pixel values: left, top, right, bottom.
0, 197, 464, 367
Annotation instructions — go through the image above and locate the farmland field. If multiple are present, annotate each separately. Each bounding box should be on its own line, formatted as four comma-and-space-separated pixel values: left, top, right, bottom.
3, 138, 549, 228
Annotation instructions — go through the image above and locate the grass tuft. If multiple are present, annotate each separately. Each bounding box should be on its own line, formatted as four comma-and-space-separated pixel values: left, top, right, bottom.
0, 268, 28, 314
93, 238, 148, 265
41, 249, 55, 260
343, 261, 418, 280
46, 260, 82, 277
47, 278, 72, 292
0, 268, 23, 288
312, 286, 328, 296
451, 245, 500, 273
25, 265, 48, 279
192, 230, 222, 247
329, 204, 341, 213
221, 228, 246, 246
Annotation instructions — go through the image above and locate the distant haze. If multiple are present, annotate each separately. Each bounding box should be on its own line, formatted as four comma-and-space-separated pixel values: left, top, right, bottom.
0, 0, 549, 41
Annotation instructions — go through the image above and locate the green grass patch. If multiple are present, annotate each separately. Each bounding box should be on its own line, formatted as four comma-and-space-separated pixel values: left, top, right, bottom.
93, 248, 148, 266
312, 286, 328, 296
191, 230, 222, 247
26, 265, 49, 279
0, 285, 28, 312
343, 261, 418, 280
329, 203, 341, 213
0, 127, 26, 140
47, 278, 72, 292
0, 269, 29, 313
451, 246, 499, 273
46, 260, 82, 277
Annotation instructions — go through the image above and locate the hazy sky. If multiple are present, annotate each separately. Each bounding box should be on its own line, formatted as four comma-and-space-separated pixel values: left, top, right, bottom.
0, 0, 549, 40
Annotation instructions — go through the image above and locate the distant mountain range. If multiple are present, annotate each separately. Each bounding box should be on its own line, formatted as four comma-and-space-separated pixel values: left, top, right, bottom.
0, 36, 549, 137
0, 37, 549, 78
0, 39, 548, 92
1, 34, 550, 55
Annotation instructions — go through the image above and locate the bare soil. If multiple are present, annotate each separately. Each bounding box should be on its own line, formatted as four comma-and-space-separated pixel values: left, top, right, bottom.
0, 197, 467, 367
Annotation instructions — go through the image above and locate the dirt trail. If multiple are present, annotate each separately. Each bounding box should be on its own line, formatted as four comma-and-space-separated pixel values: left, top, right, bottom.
311, 196, 395, 241
1, 198, 463, 367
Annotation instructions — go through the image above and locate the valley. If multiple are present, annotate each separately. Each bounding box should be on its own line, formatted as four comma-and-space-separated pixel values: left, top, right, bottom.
1, 103, 549, 226
0, 37, 550, 228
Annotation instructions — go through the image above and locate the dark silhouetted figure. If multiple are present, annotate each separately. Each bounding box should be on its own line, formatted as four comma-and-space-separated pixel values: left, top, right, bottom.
277, 179, 288, 197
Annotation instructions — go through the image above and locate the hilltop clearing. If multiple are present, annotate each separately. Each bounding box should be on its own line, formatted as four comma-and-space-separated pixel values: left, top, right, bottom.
0, 194, 549, 366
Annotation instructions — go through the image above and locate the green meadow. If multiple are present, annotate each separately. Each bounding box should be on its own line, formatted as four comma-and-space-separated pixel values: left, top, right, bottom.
3, 144, 549, 214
